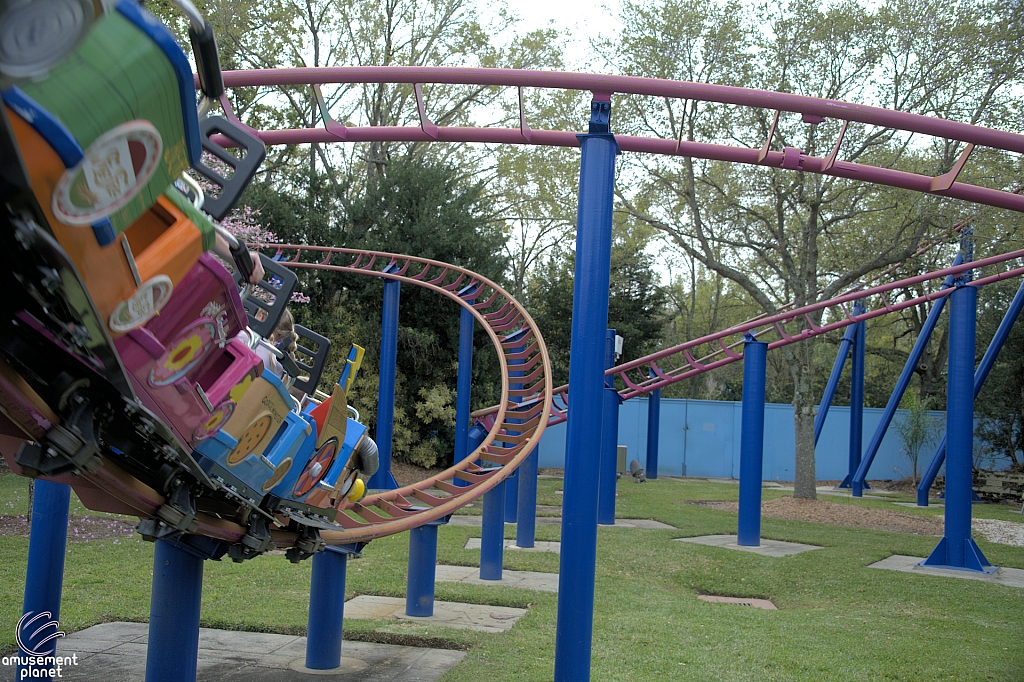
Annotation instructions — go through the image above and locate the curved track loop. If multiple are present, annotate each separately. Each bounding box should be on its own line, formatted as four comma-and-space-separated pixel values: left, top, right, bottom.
213, 67, 1024, 213
474, 249, 1024, 428
262, 245, 553, 544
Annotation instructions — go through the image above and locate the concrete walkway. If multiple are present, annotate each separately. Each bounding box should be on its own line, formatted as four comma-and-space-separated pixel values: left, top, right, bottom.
50, 621, 465, 681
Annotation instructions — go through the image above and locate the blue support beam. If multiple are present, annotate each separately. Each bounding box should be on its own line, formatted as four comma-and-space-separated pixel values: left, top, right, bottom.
646, 369, 660, 480
598, 330, 619, 525
505, 330, 527, 524
18, 480, 70, 682
554, 97, 618, 682
368, 276, 400, 491
918, 276, 1024, 505
406, 519, 448, 617
146, 540, 204, 682
516, 448, 538, 548
737, 336, 768, 547
838, 304, 866, 489
504, 470, 519, 523
480, 479, 506, 580
453, 285, 477, 485
922, 282, 995, 573
852, 254, 962, 496
306, 545, 361, 669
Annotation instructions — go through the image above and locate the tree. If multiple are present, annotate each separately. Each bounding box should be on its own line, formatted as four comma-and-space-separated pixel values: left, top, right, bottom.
609, 0, 1022, 499
895, 390, 940, 484
526, 218, 667, 386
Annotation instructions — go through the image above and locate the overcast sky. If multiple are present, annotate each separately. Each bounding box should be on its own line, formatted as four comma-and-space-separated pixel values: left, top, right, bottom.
494, 0, 625, 69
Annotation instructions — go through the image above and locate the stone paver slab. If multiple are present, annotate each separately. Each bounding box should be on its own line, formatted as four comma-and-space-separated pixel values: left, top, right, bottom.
868, 554, 1024, 588
51, 622, 465, 681
464, 538, 561, 553
435, 565, 559, 592
344, 596, 526, 633
675, 534, 822, 557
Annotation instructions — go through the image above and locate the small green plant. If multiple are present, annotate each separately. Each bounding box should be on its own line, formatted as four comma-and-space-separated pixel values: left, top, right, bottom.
895, 390, 941, 485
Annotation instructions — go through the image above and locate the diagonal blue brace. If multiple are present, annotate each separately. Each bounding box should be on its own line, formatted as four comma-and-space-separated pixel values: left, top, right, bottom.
851, 254, 963, 496
814, 325, 856, 445
917, 275, 1024, 505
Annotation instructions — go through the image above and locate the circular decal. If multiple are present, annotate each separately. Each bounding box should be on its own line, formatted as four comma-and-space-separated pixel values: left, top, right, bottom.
294, 437, 338, 498
109, 275, 173, 333
192, 400, 235, 443
149, 321, 216, 386
227, 413, 273, 465
52, 120, 163, 226
262, 457, 292, 492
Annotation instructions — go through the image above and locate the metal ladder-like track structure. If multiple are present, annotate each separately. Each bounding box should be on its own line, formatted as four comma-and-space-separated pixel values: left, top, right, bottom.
14, 247, 551, 549
474, 248, 1024, 428
264, 245, 553, 545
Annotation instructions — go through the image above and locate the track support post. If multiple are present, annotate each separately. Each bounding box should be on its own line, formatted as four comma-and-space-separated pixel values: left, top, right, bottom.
146, 540, 204, 682
646, 368, 660, 480
922, 277, 994, 573
480, 479, 506, 580
840, 301, 866, 489
554, 95, 619, 682
516, 448, 538, 548
18, 480, 71, 682
453, 285, 477, 486
598, 329, 619, 525
738, 335, 768, 547
368, 275, 400, 491
406, 519, 448, 617
306, 544, 361, 669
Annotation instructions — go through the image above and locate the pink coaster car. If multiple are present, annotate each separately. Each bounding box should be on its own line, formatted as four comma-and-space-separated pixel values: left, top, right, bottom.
115, 253, 262, 447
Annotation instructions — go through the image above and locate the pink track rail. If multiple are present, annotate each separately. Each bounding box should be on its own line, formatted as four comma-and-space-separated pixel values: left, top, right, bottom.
472, 250, 1024, 428
211, 67, 1024, 213
266, 246, 553, 544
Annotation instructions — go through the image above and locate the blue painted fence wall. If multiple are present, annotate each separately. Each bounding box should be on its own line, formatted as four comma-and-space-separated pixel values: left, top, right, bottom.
536, 397, 947, 482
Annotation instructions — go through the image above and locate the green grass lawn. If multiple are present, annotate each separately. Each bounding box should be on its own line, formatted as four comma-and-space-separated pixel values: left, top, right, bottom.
1, 471, 1023, 681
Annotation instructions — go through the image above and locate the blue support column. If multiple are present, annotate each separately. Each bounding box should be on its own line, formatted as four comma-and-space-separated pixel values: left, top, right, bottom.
838, 304, 866, 489
917, 276, 1024, 505
504, 331, 527, 523
406, 519, 448, 617
922, 279, 994, 572
306, 545, 360, 669
18, 480, 70, 682
814, 325, 855, 445
737, 336, 768, 547
853, 254, 963, 496
453, 286, 477, 486
598, 330, 619, 525
146, 540, 204, 682
504, 470, 519, 523
480, 479, 506, 580
368, 276, 400, 490
554, 96, 618, 682
516, 448, 538, 548
646, 369, 661, 480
